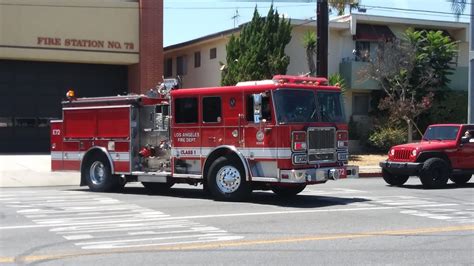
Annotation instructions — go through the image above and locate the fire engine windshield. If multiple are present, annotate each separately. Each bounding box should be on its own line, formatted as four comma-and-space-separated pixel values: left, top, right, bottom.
274, 89, 345, 123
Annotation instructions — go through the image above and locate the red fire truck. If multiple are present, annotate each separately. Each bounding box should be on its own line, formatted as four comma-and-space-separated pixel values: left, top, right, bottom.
51, 75, 349, 200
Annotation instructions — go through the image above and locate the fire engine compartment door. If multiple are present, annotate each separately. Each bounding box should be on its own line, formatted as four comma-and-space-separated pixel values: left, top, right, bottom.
63, 106, 130, 139
222, 93, 243, 148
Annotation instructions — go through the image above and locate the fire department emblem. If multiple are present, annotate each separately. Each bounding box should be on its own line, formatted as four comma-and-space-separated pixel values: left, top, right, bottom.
256, 130, 264, 142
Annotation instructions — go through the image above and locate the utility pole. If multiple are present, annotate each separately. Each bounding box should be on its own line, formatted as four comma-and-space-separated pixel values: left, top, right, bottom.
469, 2, 474, 123
316, 0, 328, 78
232, 9, 240, 29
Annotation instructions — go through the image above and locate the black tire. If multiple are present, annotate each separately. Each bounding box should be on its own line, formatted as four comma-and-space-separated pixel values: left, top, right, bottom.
207, 156, 251, 201
142, 182, 174, 193
419, 158, 450, 189
271, 184, 306, 197
84, 154, 120, 192
382, 169, 409, 186
449, 174, 472, 185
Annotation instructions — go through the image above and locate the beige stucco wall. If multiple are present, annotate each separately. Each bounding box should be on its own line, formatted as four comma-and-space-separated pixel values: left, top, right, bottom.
0, 0, 139, 65
165, 38, 229, 88
284, 26, 350, 77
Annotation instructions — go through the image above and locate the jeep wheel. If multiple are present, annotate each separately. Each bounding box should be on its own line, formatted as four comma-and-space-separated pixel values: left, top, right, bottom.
382, 169, 409, 186
271, 184, 306, 197
449, 174, 472, 185
207, 156, 251, 201
419, 158, 450, 189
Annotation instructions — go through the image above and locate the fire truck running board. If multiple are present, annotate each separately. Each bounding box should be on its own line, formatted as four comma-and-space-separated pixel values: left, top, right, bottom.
133, 171, 171, 183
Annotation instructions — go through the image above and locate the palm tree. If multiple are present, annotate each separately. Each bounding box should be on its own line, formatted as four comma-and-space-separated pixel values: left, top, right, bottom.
328, 0, 360, 16
449, 0, 467, 21
302, 30, 317, 76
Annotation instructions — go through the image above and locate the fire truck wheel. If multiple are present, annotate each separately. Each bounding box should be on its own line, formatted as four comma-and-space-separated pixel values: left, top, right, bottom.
271, 184, 306, 197
449, 174, 472, 185
419, 158, 450, 189
142, 182, 174, 193
84, 155, 120, 192
382, 169, 409, 186
207, 156, 251, 201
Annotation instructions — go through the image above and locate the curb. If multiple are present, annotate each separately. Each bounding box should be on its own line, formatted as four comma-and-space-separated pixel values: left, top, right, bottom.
359, 172, 381, 178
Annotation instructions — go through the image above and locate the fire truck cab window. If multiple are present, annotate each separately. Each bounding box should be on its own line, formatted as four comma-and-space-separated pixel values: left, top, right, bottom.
202, 97, 221, 123
175, 98, 198, 124
246, 94, 271, 122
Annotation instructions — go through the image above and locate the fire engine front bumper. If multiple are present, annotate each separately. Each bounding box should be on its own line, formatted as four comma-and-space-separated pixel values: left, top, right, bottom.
279, 167, 345, 184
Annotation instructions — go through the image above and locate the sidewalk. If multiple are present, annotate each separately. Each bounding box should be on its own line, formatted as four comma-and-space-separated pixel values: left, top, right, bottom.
0, 155, 79, 187
358, 165, 382, 178
0, 154, 382, 187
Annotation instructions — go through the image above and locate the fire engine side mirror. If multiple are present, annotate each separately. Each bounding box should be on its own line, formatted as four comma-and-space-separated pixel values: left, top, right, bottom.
253, 94, 262, 123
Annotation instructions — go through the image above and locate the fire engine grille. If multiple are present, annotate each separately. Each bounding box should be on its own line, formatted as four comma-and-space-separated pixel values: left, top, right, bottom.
394, 150, 411, 160
308, 127, 336, 151
308, 153, 335, 162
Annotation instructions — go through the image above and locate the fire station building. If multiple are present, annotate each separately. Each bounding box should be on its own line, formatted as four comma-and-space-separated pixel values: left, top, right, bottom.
0, 0, 163, 152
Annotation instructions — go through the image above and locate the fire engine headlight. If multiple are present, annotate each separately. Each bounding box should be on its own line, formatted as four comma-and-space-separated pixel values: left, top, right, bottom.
337, 140, 348, 148
337, 153, 348, 161
411, 149, 417, 156
390, 149, 395, 156
292, 154, 307, 164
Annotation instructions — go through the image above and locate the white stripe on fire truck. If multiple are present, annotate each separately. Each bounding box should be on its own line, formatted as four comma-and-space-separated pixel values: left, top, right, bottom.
171, 148, 292, 159
52, 152, 130, 162
51, 152, 62, 160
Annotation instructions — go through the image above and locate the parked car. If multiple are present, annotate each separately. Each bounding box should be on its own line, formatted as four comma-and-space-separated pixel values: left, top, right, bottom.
379, 124, 474, 188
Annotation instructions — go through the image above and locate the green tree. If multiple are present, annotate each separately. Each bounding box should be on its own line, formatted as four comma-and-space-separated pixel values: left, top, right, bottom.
405, 29, 458, 92
221, 5, 292, 86
328, 73, 346, 95
329, 0, 360, 16
302, 30, 317, 76
364, 29, 458, 142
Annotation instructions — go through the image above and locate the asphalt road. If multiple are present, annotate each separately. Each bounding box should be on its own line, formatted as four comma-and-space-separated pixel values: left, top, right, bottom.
0, 178, 473, 265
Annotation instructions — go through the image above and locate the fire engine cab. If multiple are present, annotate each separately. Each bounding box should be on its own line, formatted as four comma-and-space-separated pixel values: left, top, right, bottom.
51, 75, 349, 200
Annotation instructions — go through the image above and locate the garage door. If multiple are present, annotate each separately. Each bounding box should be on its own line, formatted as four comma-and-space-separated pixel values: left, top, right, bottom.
0, 60, 127, 153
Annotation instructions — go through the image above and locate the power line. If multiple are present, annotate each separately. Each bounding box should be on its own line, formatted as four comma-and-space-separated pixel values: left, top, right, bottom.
0, 1, 470, 19
361, 4, 472, 18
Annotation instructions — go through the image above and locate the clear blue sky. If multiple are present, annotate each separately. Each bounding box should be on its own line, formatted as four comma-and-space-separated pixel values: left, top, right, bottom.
164, 0, 470, 46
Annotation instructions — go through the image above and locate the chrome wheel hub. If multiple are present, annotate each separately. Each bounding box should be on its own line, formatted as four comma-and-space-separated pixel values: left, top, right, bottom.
90, 161, 106, 185
216, 166, 241, 193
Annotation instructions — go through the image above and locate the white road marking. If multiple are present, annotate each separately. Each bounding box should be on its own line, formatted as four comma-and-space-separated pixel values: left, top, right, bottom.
80, 235, 244, 250
0, 190, 243, 250
64, 234, 94, 240
0, 206, 397, 230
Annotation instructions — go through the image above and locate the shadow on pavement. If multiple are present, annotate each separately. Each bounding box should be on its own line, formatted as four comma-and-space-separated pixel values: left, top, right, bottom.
70, 186, 371, 208
400, 182, 474, 190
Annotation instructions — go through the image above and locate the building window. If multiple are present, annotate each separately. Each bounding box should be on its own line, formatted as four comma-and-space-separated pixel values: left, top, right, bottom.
174, 98, 198, 124
210, 48, 217, 59
176, 55, 187, 76
352, 93, 370, 115
355, 41, 370, 62
202, 97, 221, 123
164, 58, 172, 77
194, 51, 201, 68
